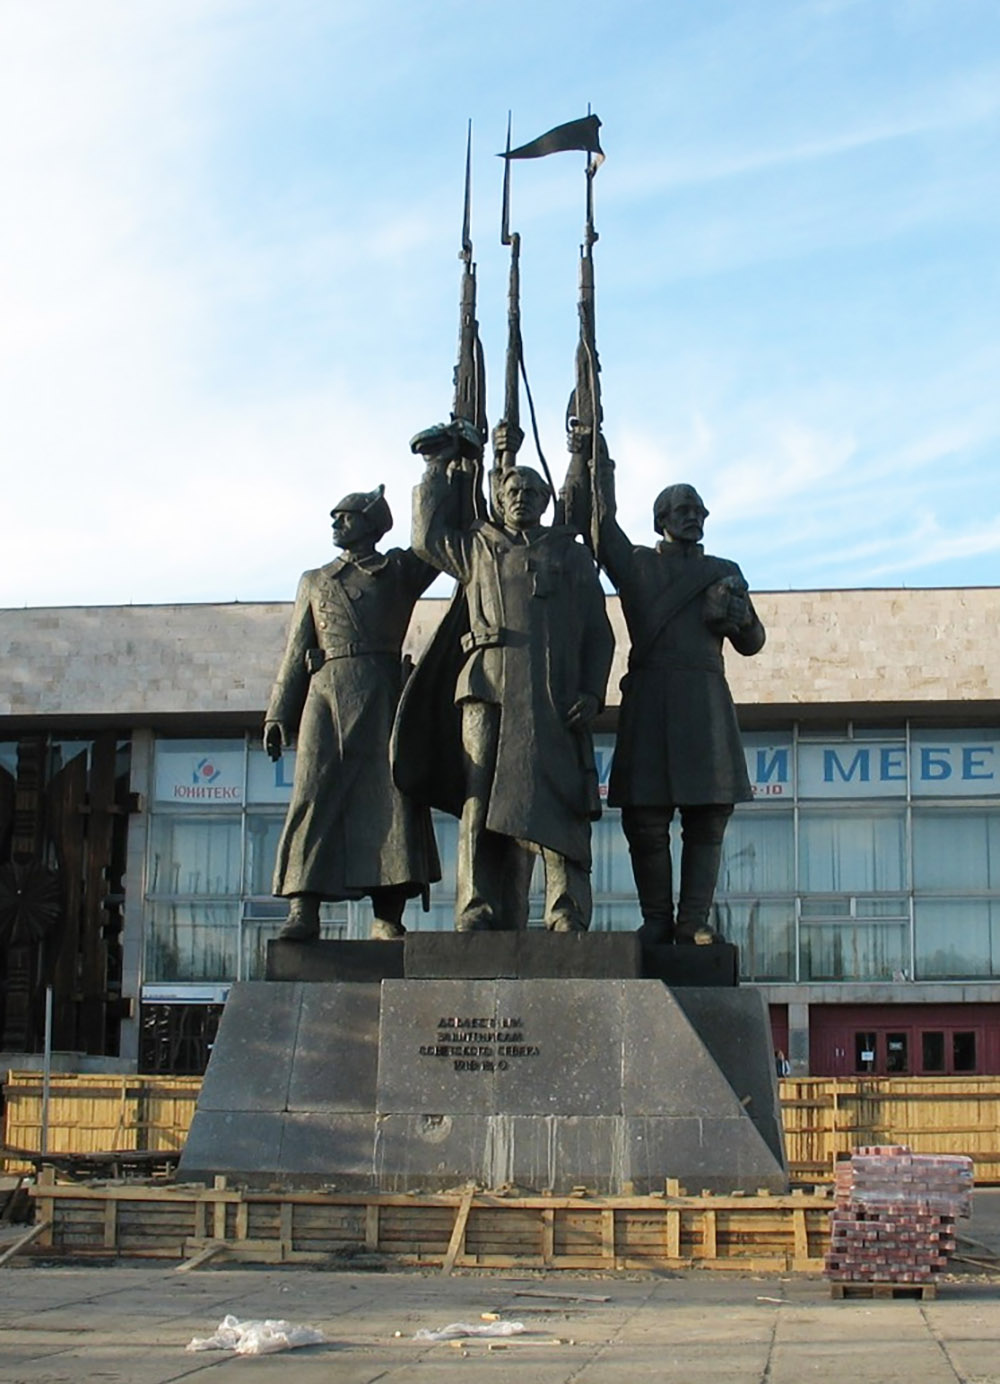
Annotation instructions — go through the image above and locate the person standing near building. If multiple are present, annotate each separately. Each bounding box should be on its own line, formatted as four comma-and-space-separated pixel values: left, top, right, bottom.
567, 435, 765, 945
264, 485, 439, 941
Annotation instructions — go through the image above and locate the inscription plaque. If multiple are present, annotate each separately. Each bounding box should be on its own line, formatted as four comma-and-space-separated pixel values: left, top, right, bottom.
418, 1015, 541, 1071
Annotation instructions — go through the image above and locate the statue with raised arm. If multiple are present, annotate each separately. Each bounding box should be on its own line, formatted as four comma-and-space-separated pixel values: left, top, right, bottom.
566, 436, 765, 945
398, 420, 614, 932
264, 485, 440, 941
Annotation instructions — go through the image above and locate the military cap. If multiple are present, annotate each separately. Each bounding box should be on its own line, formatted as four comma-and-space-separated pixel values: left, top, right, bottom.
330, 483, 393, 537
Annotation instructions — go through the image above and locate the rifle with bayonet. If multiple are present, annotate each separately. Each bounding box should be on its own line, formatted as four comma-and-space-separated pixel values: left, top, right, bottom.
566, 150, 604, 552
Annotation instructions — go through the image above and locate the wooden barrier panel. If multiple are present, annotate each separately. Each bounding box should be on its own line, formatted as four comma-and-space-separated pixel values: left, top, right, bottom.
7, 1072, 1000, 1182
2, 1072, 201, 1172
27, 1174, 831, 1272
779, 1077, 1000, 1182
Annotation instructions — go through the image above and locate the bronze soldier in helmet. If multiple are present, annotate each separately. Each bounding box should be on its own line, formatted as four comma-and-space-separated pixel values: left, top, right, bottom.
264, 485, 440, 940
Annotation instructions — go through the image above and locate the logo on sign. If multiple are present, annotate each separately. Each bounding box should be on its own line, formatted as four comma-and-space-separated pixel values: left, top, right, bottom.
193, 757, 222, 785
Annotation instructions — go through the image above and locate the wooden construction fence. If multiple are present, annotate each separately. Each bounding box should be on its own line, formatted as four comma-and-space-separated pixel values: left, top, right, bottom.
7, 1072, 1000, 1183
27, 1172, 830, 1272
2, 1072, 201, 1172
780, 1077, 1000, 1183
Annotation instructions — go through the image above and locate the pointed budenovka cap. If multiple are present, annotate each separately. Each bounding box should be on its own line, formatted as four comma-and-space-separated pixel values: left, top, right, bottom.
331, 483, 392, 535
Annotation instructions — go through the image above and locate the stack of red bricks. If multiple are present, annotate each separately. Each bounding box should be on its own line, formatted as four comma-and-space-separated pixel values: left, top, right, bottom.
825, 1145, 973, 1284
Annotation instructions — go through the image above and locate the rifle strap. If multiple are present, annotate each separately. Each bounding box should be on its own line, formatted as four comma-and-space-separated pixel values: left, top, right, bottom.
627, 559, 728, 668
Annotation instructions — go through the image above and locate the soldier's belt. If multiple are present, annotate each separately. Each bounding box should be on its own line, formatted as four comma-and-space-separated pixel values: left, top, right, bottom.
460, 627, 505, 654
305, 643, 398, 672
627, 654, 724, 674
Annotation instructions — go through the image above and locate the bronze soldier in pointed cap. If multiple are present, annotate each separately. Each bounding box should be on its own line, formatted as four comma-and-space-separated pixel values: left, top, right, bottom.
265, 484, 440, 940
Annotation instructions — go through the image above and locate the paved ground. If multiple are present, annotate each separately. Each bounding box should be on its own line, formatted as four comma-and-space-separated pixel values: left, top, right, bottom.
1, 1191, 998, 1383
3, 1262, 1000, 1383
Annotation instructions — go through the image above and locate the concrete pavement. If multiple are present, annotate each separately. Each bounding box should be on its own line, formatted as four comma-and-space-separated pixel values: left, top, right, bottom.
2, 1263, 1000, 1384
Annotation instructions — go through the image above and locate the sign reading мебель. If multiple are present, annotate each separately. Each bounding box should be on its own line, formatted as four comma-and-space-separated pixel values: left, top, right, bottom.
744, 731, 1000, 800
152, 731, 1000, 807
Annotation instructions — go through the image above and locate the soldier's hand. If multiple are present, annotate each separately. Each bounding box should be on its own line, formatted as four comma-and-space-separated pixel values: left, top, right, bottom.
566, 693, 599, 728
705, 578, 752, 631
263, 721, 286, 762
492, 421, 523, 458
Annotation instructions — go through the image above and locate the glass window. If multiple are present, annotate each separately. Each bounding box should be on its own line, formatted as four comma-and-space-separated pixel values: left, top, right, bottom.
799, 810, 905, 892
886, 1032, 908, 1074
914, 899, 1000, 979
244, 812, 286, 896
913, 809, 1000, 891
146, 902, 240, 982
921, 1032, 946, 1072
714, 899, 794, 981
147, 815, 242, 896
802, 921, 908, 981
855, 1032, 877, 1073
718, 811, 793, 894
953, 1031, 977, 1073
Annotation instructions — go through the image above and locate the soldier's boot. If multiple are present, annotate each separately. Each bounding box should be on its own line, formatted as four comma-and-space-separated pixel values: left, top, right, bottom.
543, 849, 591, 933
370, 886, 407, 941
278, 893, 321, 941
674, 805, 733, 945
621, 806, 675, 944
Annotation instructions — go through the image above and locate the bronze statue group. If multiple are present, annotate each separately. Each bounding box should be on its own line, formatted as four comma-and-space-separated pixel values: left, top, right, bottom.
263, 120, 765, 949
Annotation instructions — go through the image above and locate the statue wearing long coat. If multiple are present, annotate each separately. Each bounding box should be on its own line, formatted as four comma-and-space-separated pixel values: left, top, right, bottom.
593, 479, 765, 809
267, 549, 440, 900
399, 464, 614, 869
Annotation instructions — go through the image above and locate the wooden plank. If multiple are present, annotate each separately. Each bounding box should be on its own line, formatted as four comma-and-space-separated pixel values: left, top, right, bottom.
541, 1208, 555, 1267
365, 1203, 380, 1251
174, 1242, 227, 1273
601, 1208, 615, 1264
701, 1208, 718, 1259
212, 1190, 227, 1241
0, 1220, 51, 1267
103, 1197, 118, 1250
666, 1208, 681, 1259
442, 1183, 475, 1275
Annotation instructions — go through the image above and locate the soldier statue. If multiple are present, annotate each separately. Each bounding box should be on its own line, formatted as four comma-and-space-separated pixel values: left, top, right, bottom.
396, 421, 614, 932
566, 436, 765, 944
264, 485, 440, 941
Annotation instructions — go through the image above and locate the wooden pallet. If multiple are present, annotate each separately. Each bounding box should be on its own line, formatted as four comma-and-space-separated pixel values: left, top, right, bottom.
27, 1170, 831, 1272
830, 1281, 938, 1300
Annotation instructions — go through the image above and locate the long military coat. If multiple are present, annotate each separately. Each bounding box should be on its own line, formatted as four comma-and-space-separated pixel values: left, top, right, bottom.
599, 518, 765, 808
267, 549, 440, 900
398, 467, 614, 867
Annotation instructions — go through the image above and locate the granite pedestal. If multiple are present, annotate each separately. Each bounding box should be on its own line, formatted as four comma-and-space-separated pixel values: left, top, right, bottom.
180, 934, 787, 1194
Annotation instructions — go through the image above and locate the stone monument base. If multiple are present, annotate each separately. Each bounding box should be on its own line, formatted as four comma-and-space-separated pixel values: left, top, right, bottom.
180, 936, 786, 1194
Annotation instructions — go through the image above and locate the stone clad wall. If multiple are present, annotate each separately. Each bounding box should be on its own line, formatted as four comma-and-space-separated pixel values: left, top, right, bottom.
0, 587, 996, 719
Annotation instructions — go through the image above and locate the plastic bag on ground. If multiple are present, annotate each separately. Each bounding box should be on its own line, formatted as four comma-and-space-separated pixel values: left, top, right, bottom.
414, 1321, 526, 1341
187, 1313, 326, 1355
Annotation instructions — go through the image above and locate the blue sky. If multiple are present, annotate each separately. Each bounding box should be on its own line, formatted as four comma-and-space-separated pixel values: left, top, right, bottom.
2, 0, 998, 605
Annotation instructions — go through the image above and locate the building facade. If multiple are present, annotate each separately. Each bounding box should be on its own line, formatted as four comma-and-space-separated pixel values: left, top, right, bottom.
1, 588, 998, 1077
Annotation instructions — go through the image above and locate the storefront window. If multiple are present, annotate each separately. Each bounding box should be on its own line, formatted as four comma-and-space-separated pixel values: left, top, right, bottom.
799, 809, 905, 893
914, 899, 1000, 979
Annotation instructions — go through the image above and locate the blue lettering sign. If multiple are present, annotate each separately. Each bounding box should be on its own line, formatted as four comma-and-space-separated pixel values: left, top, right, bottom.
880, 747, 906, 781
963, 746, 995, 781
824, 748, 870, 783
755, 748, 789, 784
920, 748, 952, 781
